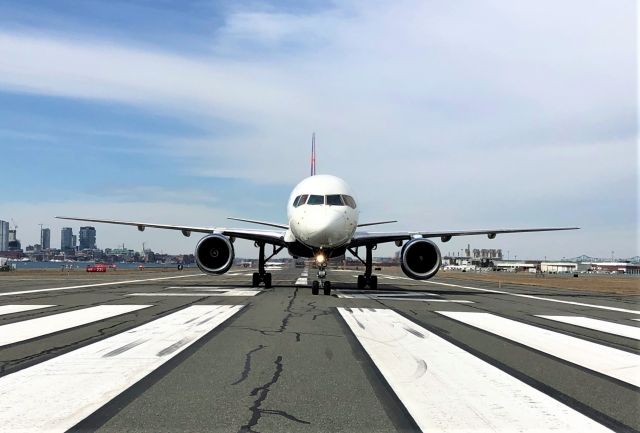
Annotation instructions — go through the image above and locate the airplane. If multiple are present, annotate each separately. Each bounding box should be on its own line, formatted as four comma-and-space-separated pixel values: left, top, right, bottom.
57, 134, 579, 296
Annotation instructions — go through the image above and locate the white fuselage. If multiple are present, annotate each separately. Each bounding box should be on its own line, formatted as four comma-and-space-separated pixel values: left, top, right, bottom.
286, 175, 359, 250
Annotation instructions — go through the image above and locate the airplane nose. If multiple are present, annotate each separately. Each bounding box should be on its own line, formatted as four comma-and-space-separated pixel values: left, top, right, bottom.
303, 209, 347, 247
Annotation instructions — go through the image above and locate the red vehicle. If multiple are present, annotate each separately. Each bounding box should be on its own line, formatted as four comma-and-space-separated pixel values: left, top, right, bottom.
86, 264, 107, 272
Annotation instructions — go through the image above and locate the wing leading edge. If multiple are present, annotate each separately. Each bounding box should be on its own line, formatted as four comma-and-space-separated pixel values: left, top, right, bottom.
349, 227, 579, 248
55, 216, 286, 246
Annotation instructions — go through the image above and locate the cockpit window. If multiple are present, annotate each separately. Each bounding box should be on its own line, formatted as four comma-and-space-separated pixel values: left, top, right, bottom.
342, 195, 357, 208
326, 194, 344, 206
294, 195, 308, 207
307, 195, 324, 205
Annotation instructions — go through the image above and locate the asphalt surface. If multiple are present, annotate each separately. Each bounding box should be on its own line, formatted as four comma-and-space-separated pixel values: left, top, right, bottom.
0, 266, 638, 432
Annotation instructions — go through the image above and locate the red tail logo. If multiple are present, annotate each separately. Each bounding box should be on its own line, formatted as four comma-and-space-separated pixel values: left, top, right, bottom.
310, 132, 317, 176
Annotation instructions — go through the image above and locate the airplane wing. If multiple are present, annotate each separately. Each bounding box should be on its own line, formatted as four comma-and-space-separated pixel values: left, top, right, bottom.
55, 216, 286, 246
349, 227, 579, 248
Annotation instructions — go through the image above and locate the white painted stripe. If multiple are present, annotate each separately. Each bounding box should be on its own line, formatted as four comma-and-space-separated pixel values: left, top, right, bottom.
335, 290, 437, 296
0, 305, 55, 316
536, 315, 640, 340
426, 280, 640, 315
129, 291, 260, 297
375, 298, 473, 303
338, 308, 612, 432
334, 291, 467, 303
438, 311, 640, 387
166, 286, 224, 289
0, 274, 203, 297
295, 278, 308, 286
0, 305, 151, 347
0, 305, 243, 432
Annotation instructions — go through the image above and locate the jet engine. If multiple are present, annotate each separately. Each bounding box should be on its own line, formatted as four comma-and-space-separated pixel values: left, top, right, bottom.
400, 238, 441, 280
195, 234, 235, 274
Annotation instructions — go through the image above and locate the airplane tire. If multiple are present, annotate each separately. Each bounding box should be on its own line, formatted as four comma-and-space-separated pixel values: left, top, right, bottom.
357, 275, 365, 290
370, 275, 378, 290
252, 273, 260, 287
312, 280, 320, 295
264, 273, 272, 288
323, 281, 331, 296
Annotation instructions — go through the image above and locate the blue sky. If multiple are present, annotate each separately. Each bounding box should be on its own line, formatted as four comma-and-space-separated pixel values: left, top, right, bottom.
0, 0, 636, 258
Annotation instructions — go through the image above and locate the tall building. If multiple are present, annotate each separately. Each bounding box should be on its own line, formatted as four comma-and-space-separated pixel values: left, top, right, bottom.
79, 226, 96, 250
7, 228, 20, 251
61, 227, 73, 251
72, 235, 77, 249
0, 220, 8, 251
41, 228, 51, 250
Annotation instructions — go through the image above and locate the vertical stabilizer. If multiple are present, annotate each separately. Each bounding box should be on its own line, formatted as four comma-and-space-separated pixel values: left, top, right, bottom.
310, 132, 317, 176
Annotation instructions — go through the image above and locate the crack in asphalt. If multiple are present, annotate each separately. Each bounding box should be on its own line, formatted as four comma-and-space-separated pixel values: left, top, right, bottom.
229, 288, 304, 342
232, 344, 267, 385
237, 356, 310, 433
305, 301, 332, 321
275, 287, 300, 334
231, 326, 342, 339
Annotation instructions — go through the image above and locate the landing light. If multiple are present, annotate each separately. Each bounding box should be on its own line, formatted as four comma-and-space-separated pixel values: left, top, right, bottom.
315, 253, 326, 264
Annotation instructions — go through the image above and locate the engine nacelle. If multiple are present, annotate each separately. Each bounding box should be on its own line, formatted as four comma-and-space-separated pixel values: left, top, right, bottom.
400, 238, 441, 280
195, 234, 234, 274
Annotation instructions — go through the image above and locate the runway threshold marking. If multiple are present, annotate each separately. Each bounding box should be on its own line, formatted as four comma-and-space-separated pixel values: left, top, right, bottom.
0, 305, 151, 347
0, 305, 244, 432
536, 315, 640, 340
334, 291, 472, 303
0, 304, 55, 316
0, 273, 203, 297
338, 308, 612, 432
437, 311, 640, 387
423, 280, 640, 315
376, 298, 473, 303
128, 290, 261, 297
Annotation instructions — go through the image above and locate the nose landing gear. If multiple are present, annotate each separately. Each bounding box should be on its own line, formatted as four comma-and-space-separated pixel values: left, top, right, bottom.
312, 265, 332, 296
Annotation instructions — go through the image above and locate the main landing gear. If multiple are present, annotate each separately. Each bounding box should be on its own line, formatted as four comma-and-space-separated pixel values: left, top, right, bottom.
251, 242, 284, 289
348, 244, 378, 290
311, 264, 332, 296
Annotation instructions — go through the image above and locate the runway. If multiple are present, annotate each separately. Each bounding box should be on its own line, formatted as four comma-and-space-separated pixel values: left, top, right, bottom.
0, 267, 638, 432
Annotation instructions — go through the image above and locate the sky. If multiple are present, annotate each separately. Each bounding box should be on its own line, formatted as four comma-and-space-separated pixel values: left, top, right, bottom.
0, 0, 637, 260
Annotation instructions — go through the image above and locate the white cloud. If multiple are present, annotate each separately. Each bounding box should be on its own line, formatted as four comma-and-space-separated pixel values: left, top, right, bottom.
0, 0, 636, 258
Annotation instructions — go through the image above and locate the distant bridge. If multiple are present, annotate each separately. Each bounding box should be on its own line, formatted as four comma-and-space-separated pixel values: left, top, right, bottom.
569, 255, 640, 263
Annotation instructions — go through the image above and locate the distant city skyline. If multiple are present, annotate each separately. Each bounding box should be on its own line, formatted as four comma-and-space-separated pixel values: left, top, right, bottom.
1, 217, 637, 262
0, 0, 635, 259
